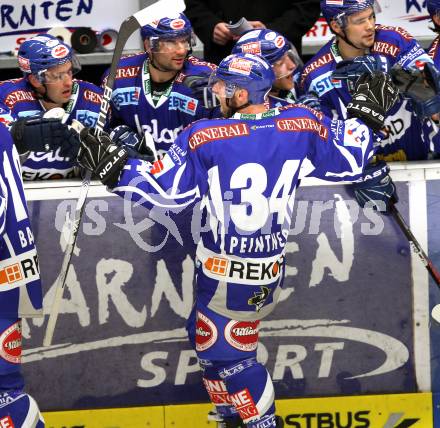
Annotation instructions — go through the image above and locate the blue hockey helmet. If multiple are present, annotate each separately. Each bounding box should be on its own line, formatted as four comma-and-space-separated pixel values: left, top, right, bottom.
427, 0, 440, 17
320, 0, 380, 27
209, 53, 275, 104
17, 34, 80, 81
141, 13, 193, 49
232, 29, 291, 65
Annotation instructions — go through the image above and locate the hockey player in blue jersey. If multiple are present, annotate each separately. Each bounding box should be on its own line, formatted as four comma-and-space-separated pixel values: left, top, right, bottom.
0, 122, 45, 427
76, 52, 397, 427
103, 13, 218, 158
301, 0, 434, 162
428, 0, 440, 68
0, 34, 104, 180
231, 29, 305, 107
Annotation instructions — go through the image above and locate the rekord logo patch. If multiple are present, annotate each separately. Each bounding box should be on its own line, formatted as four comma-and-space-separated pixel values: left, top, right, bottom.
169, 92, 198, 115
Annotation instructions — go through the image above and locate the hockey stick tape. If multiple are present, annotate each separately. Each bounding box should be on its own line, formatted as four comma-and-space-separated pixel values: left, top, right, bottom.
71, 27, 98, 54
47, 27, 72, 46
97, 29, 118, 51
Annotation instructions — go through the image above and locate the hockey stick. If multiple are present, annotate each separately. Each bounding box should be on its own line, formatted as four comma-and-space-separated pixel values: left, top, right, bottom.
43, 0, 186, 347
389, 203, 440, 321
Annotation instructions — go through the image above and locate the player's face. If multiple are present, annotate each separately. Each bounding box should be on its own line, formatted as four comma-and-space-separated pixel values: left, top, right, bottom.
272, 52, 296, 91
151, 36, 190, 71
42, 61, 74, 104
211, 80, 240, 116
344, 7, 376, 48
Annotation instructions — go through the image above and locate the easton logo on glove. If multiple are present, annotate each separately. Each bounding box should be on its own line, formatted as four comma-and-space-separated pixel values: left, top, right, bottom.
98, 147, 127, 181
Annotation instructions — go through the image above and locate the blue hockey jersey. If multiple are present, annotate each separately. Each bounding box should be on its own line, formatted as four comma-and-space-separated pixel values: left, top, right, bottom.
301, 25, 433, 161
112, 105, 377, 320
103, 54, 217, 156
0, 78, 103, 180
0, 123, 42, 318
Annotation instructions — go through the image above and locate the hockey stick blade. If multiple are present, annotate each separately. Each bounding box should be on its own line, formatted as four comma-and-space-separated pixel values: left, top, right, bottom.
43, 0, 185, 347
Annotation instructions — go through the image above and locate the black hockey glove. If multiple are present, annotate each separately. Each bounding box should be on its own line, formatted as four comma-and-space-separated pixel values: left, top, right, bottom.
332, 55, 387, 93
10, 115, 81, 157
109, 125, 155, 162
351, 161, 397, 214
77, 127, 128, 187
182, 74, 219, 109
391, 62, 440, 118
347, 71, 398, 132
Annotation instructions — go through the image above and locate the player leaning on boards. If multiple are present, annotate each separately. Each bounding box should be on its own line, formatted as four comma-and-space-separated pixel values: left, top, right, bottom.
0, 122, 44, 427
0, 34, 103, 180
301, 0, 434, 162
76, 52, 397, 428
102, 12, 218, 159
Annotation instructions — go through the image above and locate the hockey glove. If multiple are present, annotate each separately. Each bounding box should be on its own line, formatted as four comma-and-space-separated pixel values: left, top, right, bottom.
182, 74, 219, 109
10, 114, 81, 157
109, 125, 155, 162
351, 161, 397, 214
77, 127, 128, 188
332, 55, 388, 93
296, 91, 321, 111
347, 71, 398, 132
390, 62, 440, 118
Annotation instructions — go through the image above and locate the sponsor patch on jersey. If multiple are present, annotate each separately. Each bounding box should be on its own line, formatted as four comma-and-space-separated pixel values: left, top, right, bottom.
4, 90, 35, 109
0, 416, 13, 427
170, 18, 185, 30
149, 154, 176, 178
300, 52, 333, 87
224, 320, 259, 352
83, 89, 102, 104
0, 321, 22, 364
372, 41, 399, 58
169, 92, 198, 116
51, 44, 69, 59
326, 0, 343, 5
203, 255, 283, 284
202, 379, 231, 405
240, 42, 262, 56
116, 66, 141, 79
195, 311, 218, 352
229, 58, 252, 75
76, 110, 99, 128
343, 118, 369, 148
276, 117, 328, 139
230, 388, 259, 421
111, 87, 140, 109
189, 123, 250, 150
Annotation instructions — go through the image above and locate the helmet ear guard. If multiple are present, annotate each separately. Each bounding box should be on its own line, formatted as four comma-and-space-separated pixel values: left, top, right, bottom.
209, 53, 275, 105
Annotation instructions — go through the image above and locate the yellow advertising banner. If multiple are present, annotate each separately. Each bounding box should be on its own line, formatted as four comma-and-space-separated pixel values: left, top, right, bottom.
43, 392, 432, 428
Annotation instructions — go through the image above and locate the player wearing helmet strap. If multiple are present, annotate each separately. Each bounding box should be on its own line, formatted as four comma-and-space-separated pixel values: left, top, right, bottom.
301, 0, 434, 161
232, 28, 322, 109
76, 52, 397, 428
0, 34, 104, 180
102, 13, 218, 158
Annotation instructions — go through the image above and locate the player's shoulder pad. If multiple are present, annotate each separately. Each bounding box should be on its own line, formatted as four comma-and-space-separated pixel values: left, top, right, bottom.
375, 24, 414, 43
101, 52, 146, 85
184, 56, 217, 74
300, 40, 335, 89
75, 79, 104, 105
279, 103, 325, 121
